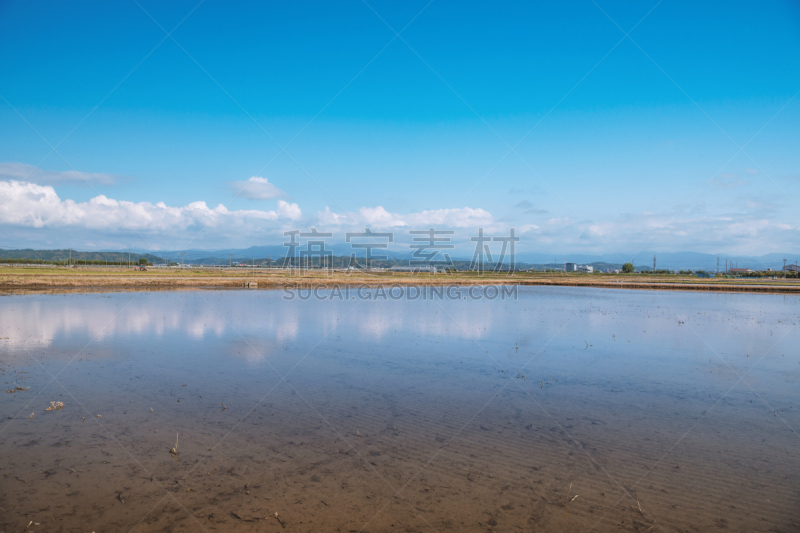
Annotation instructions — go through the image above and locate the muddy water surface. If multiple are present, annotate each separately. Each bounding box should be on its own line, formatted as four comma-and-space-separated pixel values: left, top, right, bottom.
1, 287, 798, 532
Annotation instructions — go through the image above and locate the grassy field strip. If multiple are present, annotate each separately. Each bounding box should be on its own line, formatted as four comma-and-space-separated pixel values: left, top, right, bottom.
1, 267, 799, 293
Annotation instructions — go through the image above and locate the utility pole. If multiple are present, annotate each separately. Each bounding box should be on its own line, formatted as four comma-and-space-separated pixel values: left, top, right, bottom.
725, 258, 727, 273
229, 253, 231, 268
69, 248, 71, 267
784, 258, 787, 278
653, 255, 656, 274
181, 251, 185, 267
716, 257, 719, 273
129, 250, 131, 269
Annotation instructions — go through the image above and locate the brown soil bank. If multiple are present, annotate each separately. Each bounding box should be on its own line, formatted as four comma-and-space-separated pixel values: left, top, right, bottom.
2, 267, 800, 294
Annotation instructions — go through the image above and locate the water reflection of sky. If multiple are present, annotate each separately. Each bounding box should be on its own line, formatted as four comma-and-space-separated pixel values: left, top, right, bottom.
2, 287, 798, 532
1, 288, 798, 400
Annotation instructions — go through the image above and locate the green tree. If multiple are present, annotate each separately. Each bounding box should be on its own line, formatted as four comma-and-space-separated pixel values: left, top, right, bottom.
138, 258, 148, 265
622, 262, 634, 273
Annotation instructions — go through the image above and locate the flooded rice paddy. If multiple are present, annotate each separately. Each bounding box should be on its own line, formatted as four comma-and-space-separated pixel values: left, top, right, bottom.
1, 287, 798, 532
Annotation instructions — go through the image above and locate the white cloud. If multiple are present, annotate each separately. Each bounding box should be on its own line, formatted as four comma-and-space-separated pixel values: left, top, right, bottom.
534, 209, 798, 255
407, 207, 494, 228
316, 205, 495, 230
277, 200, 302, 220
0, 180, 301, 236
0, 182, 504, 250
230, 176, 286, 200
2, 176, 796, 255
517, 224, 540, 234
0, 161, 121, 185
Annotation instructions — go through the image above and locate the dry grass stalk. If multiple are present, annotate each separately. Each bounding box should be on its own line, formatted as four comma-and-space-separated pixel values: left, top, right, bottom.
170, 433, 179, 456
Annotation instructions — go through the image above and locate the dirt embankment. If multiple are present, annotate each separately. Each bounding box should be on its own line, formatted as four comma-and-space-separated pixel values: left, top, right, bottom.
2, 267, 800, 294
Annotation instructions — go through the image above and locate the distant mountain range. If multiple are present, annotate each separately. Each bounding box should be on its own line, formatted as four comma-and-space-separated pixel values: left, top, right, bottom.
156, 248, 800, 270
0, 248, 164, 263
2, 247, 797, 271
155, 244, 414, 264
513, 252, 799, 271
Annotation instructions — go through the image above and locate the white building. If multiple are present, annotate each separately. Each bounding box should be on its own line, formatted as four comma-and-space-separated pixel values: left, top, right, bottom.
566, 262, 593, 273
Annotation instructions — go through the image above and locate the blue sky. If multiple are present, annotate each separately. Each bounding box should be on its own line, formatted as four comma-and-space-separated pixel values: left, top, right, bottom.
1, 0, 799, 257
